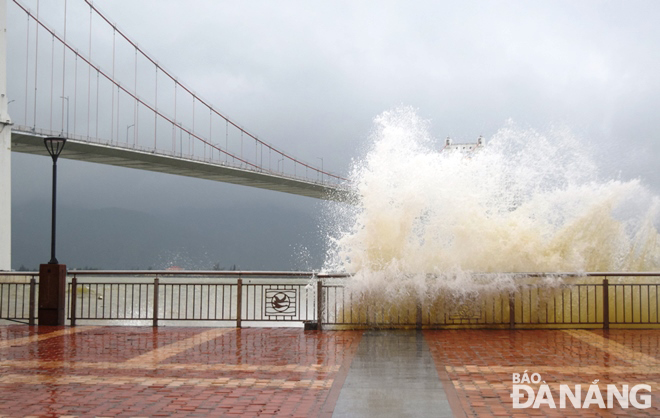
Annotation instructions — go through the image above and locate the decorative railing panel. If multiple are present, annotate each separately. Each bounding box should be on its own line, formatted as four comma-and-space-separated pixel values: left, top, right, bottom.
241, 282, 316, 323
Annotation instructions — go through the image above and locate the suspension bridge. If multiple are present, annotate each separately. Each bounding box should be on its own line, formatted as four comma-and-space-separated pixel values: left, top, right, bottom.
0, 0, 352, 271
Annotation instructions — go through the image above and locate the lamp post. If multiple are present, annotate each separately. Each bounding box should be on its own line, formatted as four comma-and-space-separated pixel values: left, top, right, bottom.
44, 137, 66, 264
40, 137, 67, 326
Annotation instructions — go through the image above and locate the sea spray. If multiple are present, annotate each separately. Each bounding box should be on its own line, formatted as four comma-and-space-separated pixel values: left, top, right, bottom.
323, 107, 660, 310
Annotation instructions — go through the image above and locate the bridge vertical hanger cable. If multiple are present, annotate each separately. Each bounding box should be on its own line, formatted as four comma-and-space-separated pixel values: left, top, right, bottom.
133, 48, 137, 146
87, 6, 91, 139
95, 70, 99, 140
73, 55, 77, 134
61, 0, 67, 135
209, 107, 212, 161
115, 84, 119, 143
173, 82, 177, 153
32, 0, 39, 130
154, 65, 157, 150
23, 13, 29, 125
49, 35, 54, 131
111, 27, 115, 143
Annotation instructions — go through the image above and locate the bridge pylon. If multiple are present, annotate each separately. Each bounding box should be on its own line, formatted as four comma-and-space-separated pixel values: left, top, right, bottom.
0, 0, 11, 271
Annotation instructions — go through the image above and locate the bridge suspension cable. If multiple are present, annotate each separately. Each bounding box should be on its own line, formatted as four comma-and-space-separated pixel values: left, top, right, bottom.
9, 0, 348, 185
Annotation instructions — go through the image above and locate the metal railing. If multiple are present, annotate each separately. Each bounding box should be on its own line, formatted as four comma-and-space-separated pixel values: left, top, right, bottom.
2, 271, 659, 329
324, 273, 660, 329
67, 271, 336, 327
0, 272, 38, 325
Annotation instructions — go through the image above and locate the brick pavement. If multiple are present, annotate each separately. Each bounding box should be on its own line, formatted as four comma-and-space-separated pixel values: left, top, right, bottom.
424, 329, 660, 417
0, 326, 659, 416
0, 326, 362, 417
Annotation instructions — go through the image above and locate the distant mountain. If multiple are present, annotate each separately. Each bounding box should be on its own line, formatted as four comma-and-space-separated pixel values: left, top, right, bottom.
11, 201, 327, 271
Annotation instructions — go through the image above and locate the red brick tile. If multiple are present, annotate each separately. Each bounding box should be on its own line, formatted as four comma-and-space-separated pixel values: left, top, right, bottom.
425, 330, 660, 417
0, 325, 362, 416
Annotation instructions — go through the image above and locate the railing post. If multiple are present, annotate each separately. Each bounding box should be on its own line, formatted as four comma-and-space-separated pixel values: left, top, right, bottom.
416, 300, 423, 330
316, 279, 323, 331
509, 290, 515, 330
29, 277, 36, 326
153, 277, 159, 327
603, 278, 609, 329
70, 276, 77, 327
236, 277, 242, 328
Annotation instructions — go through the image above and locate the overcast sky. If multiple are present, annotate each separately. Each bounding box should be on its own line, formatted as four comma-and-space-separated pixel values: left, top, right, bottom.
7, 0, 660, 267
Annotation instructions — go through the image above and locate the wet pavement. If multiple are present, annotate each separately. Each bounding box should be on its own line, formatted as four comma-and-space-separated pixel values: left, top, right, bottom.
333, 330, 454, 417
0, 325, 659, 416
0, 326, 362, 417
425, 329, 660, 416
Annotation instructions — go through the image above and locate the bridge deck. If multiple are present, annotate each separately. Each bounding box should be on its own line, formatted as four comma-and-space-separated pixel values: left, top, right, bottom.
11, 128, 351, 202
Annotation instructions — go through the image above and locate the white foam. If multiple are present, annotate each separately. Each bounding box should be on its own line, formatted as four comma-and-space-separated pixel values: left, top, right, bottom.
323, 107, 660, 297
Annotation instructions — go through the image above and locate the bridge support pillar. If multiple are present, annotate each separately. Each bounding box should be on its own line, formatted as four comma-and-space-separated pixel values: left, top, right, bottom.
0, 0, 12, 271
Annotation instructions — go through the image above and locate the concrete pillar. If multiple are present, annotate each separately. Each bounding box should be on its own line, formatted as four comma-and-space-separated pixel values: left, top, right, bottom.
0, 0, 12, 271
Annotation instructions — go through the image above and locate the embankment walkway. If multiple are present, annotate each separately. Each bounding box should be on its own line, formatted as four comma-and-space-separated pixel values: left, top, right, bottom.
0, 325, 658, 416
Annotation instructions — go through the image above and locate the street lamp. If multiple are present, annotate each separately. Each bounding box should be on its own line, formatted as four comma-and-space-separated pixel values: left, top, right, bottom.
44, 137, 66, 264
39, 137, 68, 325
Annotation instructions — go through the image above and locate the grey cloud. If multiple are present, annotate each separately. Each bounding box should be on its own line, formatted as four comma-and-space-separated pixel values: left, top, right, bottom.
8, 0, 660, 269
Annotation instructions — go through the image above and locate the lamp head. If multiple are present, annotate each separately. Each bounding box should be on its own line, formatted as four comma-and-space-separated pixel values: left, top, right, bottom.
44, 137, 66, 162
